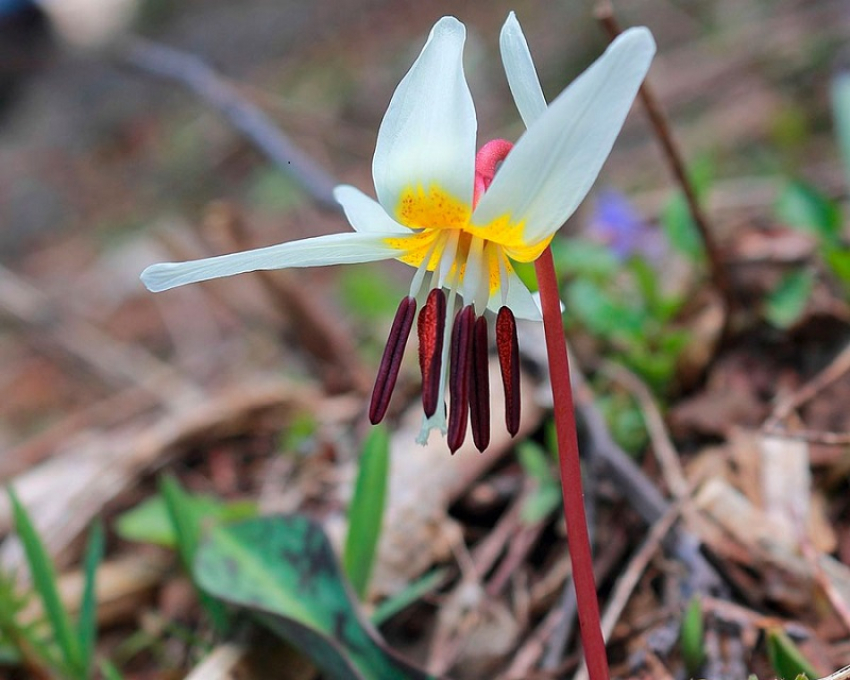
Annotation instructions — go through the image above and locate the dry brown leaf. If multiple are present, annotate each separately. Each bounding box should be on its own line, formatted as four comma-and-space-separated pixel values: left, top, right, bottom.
0, 379, 317, 570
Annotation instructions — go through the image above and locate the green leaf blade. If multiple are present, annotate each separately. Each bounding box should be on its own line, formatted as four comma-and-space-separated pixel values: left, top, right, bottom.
159, 475, 231, 633
344, 426, 390, 600
832, 69, 850, 188
775, 181, 841, 243
77, 521, 104, 675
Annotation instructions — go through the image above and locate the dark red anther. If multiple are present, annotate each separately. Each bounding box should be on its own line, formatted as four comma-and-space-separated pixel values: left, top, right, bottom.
369, 296, 416, 424
417, 288, 446, 417
447, 305, 475, 453
469, 314, 491, 452
496, 306, 521, 436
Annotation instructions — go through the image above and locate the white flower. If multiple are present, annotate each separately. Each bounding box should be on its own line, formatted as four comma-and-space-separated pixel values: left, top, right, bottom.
141, 14, 655, 452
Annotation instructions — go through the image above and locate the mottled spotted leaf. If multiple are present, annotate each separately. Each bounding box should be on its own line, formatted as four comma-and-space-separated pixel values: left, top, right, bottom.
195, 515, 437, 680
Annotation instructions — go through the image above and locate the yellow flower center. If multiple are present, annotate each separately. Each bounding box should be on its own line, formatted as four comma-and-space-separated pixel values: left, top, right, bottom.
384, 183, 552, 296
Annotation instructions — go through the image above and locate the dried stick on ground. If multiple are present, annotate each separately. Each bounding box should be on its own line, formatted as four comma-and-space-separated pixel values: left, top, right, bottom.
117, 37, 340, 212
594, 1, 734, 313
572, 501, 684, 680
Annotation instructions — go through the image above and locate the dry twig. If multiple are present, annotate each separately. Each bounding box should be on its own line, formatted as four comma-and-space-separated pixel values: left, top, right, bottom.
600, 503, 683, 640
118, 37, 339, 211
601, 362, 688, 499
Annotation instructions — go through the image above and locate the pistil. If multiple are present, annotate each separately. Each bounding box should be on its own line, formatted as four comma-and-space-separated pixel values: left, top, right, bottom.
369, 296, 416, 424
473, 139, 514, 207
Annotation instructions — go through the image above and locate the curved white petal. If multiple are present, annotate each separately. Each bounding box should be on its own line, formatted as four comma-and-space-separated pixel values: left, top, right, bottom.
473, 27, 655, 245
372, 16, 476, 218
141, 232, 400, 292
487, 271, 541, 321
334, 185, 411, 234
500, 12, 547, 127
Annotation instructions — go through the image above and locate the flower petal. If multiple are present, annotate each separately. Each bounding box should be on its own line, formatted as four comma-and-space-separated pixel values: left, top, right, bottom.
472, 27, 655, 245
334, 185, 411, 234
372, 16, 476, 218
500, 12, 547, 127
140, 232, 400, 292
487, 271, 541, 321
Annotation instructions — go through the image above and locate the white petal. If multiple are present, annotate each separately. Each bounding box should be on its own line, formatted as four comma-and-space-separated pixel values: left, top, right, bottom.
372, 16, 476, 218
141, 232, 400, 292
334, 185, 411, 234
473, 27, 655, 245
500, 12, 547, 127
487, 271, 541, 321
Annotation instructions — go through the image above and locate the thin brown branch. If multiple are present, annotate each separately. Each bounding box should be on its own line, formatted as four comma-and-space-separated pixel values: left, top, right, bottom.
117, 36, 340, 211
594, 1, 734, 312
571, 502, 681, 680
601, 361, 689, 499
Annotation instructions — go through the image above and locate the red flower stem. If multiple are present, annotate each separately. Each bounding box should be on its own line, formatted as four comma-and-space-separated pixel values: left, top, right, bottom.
534, 246, 609, 680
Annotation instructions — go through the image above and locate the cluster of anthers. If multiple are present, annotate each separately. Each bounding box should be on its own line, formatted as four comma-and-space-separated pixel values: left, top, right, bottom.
369, 139, 523, 454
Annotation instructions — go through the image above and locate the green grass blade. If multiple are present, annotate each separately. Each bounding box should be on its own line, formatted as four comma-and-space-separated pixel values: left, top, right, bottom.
77, 521, 104, 675
343, 425, 390, 599
7, 487, 81, 676
680, 595, 705, 675
767, 627, 818, 680
159, 475, 230, 633
159, 475, 199, 569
